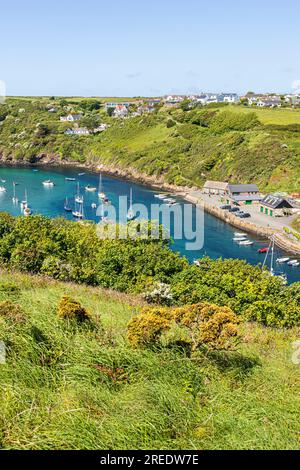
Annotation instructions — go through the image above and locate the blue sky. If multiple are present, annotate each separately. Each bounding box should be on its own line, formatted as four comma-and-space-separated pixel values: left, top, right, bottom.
1, 0, 300, 96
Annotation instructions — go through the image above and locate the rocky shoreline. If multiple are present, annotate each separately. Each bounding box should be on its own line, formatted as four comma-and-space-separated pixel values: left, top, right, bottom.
1, 154, 300, 256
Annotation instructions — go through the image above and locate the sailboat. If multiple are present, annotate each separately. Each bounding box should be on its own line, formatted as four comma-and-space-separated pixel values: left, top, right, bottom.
72, 200, 84, 219
21, 190, 28, 209
262, 236, 287, 283
127, 188, 136, 221
12, 182, 18, 203
75, 182, 83, 204
64, 197, 72, 212
98, 173, 106, 200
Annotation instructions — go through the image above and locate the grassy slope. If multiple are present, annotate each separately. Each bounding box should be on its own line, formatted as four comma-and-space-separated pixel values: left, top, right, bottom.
0, 271, 299, 450
1, 98, 300, 191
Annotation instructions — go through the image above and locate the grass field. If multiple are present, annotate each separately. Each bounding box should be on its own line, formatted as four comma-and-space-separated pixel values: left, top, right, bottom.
227, 105, 300, 125
0, 270, 299, 450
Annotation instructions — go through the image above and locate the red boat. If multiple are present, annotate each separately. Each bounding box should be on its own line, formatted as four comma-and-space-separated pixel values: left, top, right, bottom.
258, 247, 269, 254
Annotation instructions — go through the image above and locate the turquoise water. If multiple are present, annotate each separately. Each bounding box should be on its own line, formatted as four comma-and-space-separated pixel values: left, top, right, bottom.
0, 165, 299, 284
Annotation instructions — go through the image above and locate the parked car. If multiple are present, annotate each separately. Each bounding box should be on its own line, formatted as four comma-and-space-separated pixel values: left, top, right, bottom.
228, 207, 240, 213
240, 213, 251, 218
220, 204, 231, 210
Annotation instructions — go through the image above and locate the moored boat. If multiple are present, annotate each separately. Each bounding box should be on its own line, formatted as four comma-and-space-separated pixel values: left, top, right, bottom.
64, 197, 72, 212
238, 240, 253, 245
258, 247, 269, 253
98, 173, 106, 200
85, 184, 97, 192
287, 259, 299, 266
127, 188, 136, 221
65, 177, 76, 181
276, 257, 290, 263
0, 186, 6, 193
43, 180, 54, 187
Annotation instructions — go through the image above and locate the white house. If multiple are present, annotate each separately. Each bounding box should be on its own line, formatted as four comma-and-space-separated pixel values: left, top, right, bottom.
113, 105, 128, 118
60, 113, 83, 122
65, 127, 90, 135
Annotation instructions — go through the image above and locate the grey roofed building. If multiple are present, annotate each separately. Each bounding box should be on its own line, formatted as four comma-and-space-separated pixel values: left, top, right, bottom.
230, 195, 262, 202
260, 194, 293, 209
228, 184, 260, 194
203, 181, 229, 194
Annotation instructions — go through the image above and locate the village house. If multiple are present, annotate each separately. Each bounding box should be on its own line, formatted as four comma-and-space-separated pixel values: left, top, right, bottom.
137, 105, 155, 115
203, 181, 229, 195
105, 102, 130, 110
65, 127, 90, 135
259, 194, 294, 217
113, 104, 128, 118
144, 98, 161, 107
93, 123, 109, 132
164, 95, 185, 106
226, 184, 262, 205
256, 96, 281, 108
60, 113, 83, 122
220, 93, 240, 103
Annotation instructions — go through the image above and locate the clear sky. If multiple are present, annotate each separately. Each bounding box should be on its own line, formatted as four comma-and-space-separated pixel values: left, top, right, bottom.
1, 0, 300, 96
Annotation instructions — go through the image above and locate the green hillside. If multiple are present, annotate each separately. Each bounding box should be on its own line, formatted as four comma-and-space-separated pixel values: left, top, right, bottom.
0, 270, 300, 450
0, 98, 300, 191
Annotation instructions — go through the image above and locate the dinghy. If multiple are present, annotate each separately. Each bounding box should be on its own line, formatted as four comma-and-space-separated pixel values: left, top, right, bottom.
276, 257, 290, 263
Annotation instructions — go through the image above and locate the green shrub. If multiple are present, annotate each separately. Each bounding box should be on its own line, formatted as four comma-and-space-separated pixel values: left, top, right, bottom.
128, 302, 239, 351
245, 300, 300, 328
57, 296, 91, 322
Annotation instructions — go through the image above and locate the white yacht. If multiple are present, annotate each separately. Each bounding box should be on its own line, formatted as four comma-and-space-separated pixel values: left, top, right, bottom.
43, 180, 54, 187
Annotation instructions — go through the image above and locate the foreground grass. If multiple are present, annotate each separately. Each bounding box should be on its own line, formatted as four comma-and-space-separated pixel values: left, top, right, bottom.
0, 271, 299, 450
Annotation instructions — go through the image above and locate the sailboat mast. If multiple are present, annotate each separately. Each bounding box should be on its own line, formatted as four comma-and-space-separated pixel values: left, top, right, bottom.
270, 237, 274, 274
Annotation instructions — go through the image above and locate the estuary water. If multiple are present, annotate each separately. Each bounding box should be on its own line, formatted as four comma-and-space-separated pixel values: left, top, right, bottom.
0, 165, 299, 284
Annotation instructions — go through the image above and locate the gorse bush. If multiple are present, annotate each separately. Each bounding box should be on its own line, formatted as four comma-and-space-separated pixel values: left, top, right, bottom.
0, 214, 299, 328
0, 300, 25, 323
127, 302, 239, 351
57, 296, 91, 322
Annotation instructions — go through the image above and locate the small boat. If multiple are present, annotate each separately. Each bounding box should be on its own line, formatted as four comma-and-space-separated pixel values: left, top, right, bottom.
154, 194, 168, 200
72, 199, 84, 219
64, 197, 72, 212
75, 182, 83, 203
12, 182, 18, 203
287, 259, 299, 266
276, 257, 290, 263
32, 169, 39, 172
233, 236, 247, 242
0, 186, 6, 193
234, 232, 246, 237
78, 172, 85, 176
98, 173, 106, 200
21, 189, 28, 209
85, 184, 97, 192
65, 177, 76, 181
43, 180, 54, 187
91, 203, 97, 209
258, 247, 269, 254
239, 240, 253, 246
127, 188, 136, 221
24, 207, 32, 216
164, 198, 177, 204
0, 179, 6, 183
